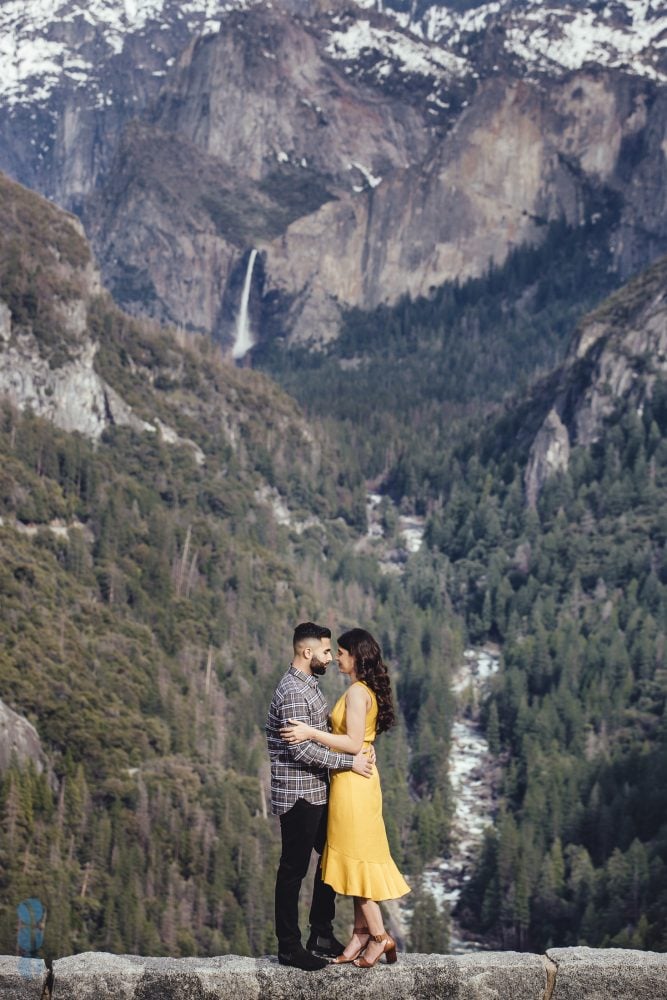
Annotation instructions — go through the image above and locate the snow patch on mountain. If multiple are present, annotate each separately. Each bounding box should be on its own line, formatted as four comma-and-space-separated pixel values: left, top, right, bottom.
349, 160, 383, 188
0, 0, 251, 107
325, 14, 468, 81
1, 0, 665, 114
423, 0, 667, 82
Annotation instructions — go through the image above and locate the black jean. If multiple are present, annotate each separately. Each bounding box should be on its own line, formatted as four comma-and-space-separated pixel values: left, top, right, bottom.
275, 797, 335, 951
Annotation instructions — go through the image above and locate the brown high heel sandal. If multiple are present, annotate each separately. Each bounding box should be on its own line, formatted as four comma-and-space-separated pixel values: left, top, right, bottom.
333, 926, 370, 964
353, 932, 397, 968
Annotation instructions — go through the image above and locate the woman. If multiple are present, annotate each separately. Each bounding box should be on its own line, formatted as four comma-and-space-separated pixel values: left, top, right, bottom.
281, 628, 410, 967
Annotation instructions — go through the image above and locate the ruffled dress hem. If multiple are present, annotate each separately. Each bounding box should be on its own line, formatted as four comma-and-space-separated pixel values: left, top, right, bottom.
321, 843, 411, 901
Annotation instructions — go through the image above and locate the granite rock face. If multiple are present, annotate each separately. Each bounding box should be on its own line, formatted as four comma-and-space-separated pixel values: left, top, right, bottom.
0, 699, 50, 778
524, 408, 571, 508
88, 27, 667, 349
0, 177, 147, 440
0, 174, 207, 458
0, 325, 151, 441
3, 3, 667, 350
524, 255, 667, 500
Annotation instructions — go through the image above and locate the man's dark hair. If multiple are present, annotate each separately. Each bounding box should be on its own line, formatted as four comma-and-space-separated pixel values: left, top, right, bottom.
293, 621, 331, 653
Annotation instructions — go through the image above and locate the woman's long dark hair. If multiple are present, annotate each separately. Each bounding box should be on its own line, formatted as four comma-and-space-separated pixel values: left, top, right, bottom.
337, 628, 395, 734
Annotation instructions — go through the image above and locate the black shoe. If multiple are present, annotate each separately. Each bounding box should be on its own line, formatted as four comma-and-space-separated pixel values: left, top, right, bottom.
278, 945, 328, 971
306, 931, 345, 959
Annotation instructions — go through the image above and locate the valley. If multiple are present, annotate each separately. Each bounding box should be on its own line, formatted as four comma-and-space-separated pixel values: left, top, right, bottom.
0, 0, 666, 965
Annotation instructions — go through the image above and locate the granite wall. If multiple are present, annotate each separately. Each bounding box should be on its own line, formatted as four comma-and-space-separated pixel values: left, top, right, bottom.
2, 947, 667, 999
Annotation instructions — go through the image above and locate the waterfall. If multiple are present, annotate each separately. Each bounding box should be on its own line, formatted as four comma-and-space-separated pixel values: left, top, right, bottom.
232, 249, 258, 361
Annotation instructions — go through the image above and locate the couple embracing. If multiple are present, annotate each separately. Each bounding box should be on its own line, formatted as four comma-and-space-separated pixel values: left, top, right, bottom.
265, 622, 410, 972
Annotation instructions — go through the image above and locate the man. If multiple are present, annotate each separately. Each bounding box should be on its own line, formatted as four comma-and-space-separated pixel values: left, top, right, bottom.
266, 621, 374, 971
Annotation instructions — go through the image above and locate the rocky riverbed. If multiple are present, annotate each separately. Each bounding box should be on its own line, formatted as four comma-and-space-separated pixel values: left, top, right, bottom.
358, 491, 498, 952
414, 648, 500, 953
357, 492, 426, 570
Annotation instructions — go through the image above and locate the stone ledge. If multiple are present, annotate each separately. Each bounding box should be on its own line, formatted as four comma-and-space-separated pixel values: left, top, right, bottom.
2, 948, 666, 1000
547, 946, 667, 1000
0, 955, 48, 999
49, 952, 546, 1000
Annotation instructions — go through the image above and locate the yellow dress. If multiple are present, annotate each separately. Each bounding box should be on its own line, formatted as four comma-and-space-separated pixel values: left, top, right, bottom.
321, 681, 411, 900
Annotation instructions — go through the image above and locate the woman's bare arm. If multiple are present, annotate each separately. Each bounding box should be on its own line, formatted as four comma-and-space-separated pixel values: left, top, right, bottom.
281, 683, 370, 754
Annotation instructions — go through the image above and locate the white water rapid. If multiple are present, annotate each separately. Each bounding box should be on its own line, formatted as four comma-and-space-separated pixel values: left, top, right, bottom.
357, 492, 425, 571
403, 647, 500, 952
232, 249, 258, 360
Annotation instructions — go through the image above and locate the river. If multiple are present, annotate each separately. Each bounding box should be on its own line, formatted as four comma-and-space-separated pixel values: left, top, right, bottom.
360, 492, 499, 952
399, 647, 500, 952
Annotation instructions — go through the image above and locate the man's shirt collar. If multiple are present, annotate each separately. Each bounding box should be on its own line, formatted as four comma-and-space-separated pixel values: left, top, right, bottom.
288, 664, 319, 689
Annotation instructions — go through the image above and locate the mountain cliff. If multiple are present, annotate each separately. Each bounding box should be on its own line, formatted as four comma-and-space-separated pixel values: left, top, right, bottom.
525, 255, 667, 504
1, 1, 666, 349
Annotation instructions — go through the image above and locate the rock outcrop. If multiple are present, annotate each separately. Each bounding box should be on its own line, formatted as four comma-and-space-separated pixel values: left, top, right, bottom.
0, 172, 203, 457
0, 325, 152, 440
525, 408, 571, 508
2, 949, 667, 1000
525, 254, 667, 501
0, 699, 50, 778
0, 172, 146, 439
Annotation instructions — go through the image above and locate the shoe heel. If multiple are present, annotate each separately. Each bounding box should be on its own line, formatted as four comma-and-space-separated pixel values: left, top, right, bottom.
386, 938, 397, 964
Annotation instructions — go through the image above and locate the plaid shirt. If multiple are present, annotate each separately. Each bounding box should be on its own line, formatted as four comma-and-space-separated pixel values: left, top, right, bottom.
266, 666, 353, 815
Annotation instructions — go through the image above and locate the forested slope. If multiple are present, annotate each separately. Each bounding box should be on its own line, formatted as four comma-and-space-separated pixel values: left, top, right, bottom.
0, 173, 459, 959
441, 259, 667, 952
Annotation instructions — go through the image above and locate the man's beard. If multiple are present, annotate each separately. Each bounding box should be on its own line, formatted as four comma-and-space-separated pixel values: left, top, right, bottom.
311, 655, 328, 677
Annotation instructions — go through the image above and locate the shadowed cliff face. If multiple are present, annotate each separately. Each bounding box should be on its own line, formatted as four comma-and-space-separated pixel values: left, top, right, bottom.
524, 255, 667, 504
151, 8, 430, 186
83, 3, 431, 345
89, 29, 667, 348
268, 69, 666, 340
4, 2, 667, 349
88, 2, 667, 342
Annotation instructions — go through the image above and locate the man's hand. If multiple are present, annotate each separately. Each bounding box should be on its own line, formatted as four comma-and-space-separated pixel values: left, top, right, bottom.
352, 749, 374, 778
